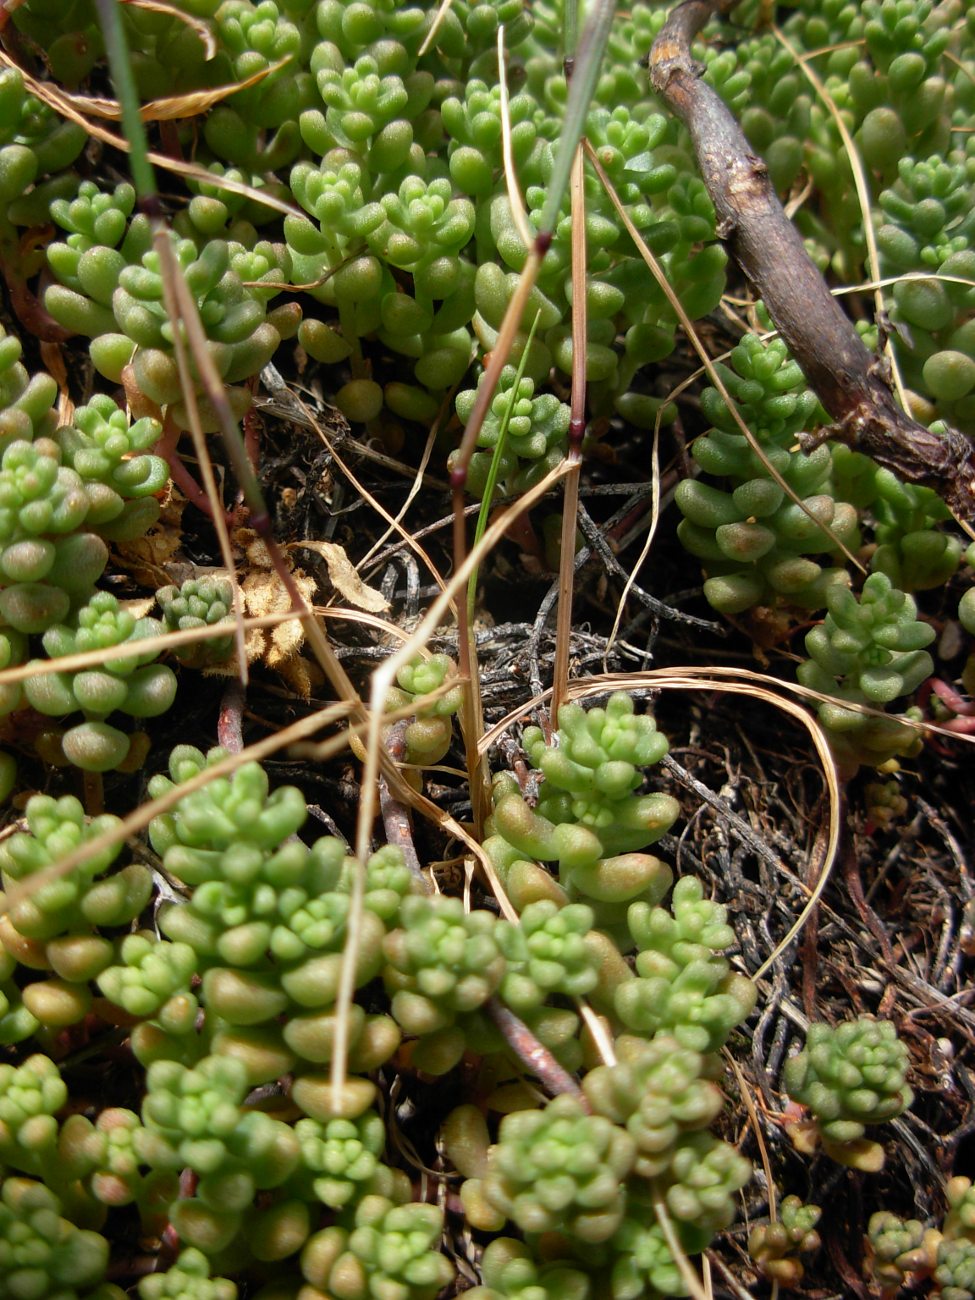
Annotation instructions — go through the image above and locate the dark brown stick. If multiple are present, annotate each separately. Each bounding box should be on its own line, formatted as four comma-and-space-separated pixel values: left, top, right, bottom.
649, 0, 975, 522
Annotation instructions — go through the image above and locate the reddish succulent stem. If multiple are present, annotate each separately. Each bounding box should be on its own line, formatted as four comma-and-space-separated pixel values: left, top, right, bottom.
218, 679, 246, 754
380, 721, 430, 890
485, 997, 589, 1106
920, 677, 975, 734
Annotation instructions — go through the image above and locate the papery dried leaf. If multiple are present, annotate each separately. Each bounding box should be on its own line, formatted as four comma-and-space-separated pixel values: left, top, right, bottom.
237, 562, 317, 694
273, 653, 313, 701
0, 50, 301, 219
120, 0, 217, 60
121, 597, 157, 621
115, 490, 186, 587
293, 540, 390, 613
72, 59, 291, 121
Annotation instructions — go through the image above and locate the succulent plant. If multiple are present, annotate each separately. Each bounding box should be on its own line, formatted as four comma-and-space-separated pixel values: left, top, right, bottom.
748, 1196, 822, 1287
138, 1054, 301, 1254
0, 324, 58, 452
496, 900, 600, 1012
137, 1247, 238, 1300
23, 590, 178, 771
300, 1194, 455, 1300
0, 1176, 120, 1300
289, 1112, 394, 1210
784, 1018, 914, 1170
481, 1094, 636, 1243
486, 694, 679, 940
0, 436, 104, 635
462, 1236, 590, 1300
936, 1237, 975, 1300
451, 363, 570, 499
54, 394, 167, 542
676, 333, 858, 615
583, 1032, 725, 1179
946, 1177, 975, 1243
796, 572, 935, 776
95, 933, 198, 1019
615, 876, 757, 1053
156, 577, 236, 669
0, 793, 149, 1027
866, 1210, 932, 1293
383, 893, 504, 1071
46, 203, 290, 431
147, 748, 398, 1045
0, 1, 972, 1296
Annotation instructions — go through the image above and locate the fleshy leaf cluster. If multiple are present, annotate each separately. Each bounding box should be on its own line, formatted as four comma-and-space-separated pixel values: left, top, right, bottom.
144, 745, 409, 1084
23, 591, 177, 771
156, 577, 236, 669
784, 1017, 914, 1169
0, 793, 148, 1035
480, 1094, 635, 1243
615, 877, 757, 1053
796, 572, 935, 776
487, 694, 679, 942
451, 364, 570, 499
676, 334, 856, 615
748, 1196, 822, 1287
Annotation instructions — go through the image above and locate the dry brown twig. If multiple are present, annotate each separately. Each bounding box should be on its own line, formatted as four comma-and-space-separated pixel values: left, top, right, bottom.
649, 0, 975, 522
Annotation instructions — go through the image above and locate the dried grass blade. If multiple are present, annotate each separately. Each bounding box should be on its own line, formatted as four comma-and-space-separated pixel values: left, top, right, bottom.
120, 0, 216, 59
498, 24, 534, 250
153, 228, 249, 681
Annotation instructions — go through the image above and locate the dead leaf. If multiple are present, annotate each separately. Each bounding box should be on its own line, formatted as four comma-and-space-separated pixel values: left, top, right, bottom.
212, 532, 319, 698
115, 488, 186, 588
291, 540, 390, 613
0, 50, 302, 220
72, 59, 291, 122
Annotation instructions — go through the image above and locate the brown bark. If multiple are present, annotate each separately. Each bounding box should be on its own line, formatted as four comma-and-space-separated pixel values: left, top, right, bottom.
649, 0, 975, 523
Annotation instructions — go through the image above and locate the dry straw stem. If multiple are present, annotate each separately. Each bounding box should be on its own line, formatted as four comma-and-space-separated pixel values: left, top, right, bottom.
577, 998, 616, 1066
0, 603, 422, 695
0, 609, 307, 686
584, 138, 864, 574
417, 0, 457, 57
605, 398, 664, 667
773, 23, 908, 410
355, 400, 446, 573
120, 0, 217, 58
331, 458, 573, 1104
152, 226, 250, 680
725, 1049, 776, 1227
305, 393, 451, 598
447, 251, 542, 835
653, 1180, 714, 1300
498, 24, 533, 251
551, 143, 588, 723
